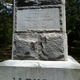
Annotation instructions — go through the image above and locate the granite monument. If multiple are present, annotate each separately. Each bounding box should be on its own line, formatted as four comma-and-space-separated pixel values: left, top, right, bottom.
0, 0, 80, 80
12, 0, 67, 60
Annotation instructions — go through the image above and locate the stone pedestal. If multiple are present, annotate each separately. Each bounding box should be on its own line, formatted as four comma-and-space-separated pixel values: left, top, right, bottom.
0, 56, 80, 80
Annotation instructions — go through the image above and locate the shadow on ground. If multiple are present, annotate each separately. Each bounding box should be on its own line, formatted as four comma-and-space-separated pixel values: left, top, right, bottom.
0, 46, 11, 62
69, 47, 80, 63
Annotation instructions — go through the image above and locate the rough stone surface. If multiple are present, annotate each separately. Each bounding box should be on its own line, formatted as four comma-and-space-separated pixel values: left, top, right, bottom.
12, 0, 67, 60
0, 56, 80, 80
16, 0, 62, 6
13, 33, 65, 60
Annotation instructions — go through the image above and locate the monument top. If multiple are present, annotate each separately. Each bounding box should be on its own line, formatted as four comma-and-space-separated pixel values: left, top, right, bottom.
16, 0, 65, 7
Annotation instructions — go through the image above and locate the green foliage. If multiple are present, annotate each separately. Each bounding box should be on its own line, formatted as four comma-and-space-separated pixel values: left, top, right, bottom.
66, 0, 80, 47
0, 2, 12, 47
0, 0, 11, 3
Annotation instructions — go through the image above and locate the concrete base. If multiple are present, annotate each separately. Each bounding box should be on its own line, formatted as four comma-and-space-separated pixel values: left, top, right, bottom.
0, 56, 80, 80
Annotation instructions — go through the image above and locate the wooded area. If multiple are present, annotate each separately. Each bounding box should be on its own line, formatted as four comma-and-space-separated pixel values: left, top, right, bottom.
0, 0, 80, 62
66, 0, 80, 62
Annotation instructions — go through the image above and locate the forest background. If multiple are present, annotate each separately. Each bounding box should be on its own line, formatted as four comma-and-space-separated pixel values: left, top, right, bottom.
0, 0, 80, 62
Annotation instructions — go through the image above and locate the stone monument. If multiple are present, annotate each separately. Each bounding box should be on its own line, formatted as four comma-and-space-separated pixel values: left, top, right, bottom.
12, 0, 67, 61
0, 0, 80, 80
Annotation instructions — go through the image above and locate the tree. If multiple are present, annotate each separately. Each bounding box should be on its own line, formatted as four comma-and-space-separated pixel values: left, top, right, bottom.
0, 1, 12, 47
66, 0, 80, 47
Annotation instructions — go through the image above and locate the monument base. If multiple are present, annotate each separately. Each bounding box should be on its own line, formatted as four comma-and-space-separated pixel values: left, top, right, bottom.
0, 56, 80, 80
